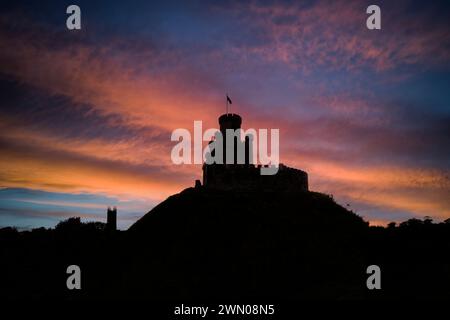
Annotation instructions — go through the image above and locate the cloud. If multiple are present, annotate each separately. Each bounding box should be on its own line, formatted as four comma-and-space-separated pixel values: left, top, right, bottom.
221, 0, 450, 72
0, 13, 226, 132
0, 132, 198, 199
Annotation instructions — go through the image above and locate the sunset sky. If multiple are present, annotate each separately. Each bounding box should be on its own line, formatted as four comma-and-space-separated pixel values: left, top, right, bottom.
0, 0, 449, 229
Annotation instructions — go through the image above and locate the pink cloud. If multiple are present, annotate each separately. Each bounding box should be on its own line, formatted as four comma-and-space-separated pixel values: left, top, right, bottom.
223, 0, 450, 72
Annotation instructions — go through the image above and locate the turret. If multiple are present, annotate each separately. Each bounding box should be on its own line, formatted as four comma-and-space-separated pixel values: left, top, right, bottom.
218, 113, 242, 133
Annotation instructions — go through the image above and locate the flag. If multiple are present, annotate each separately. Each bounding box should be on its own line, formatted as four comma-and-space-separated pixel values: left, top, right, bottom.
227, 95, 232, 104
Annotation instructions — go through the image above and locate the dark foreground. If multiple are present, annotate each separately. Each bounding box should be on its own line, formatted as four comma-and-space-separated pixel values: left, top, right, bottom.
1, 187, 450, 300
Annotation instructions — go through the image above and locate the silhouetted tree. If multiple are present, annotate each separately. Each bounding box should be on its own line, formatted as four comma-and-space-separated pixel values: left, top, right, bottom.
387, 222, 396, 229
55, 217, 82, 231
424, 216, 433, 225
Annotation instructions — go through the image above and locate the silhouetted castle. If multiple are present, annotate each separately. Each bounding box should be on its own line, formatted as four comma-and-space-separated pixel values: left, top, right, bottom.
202, 113, 308, 191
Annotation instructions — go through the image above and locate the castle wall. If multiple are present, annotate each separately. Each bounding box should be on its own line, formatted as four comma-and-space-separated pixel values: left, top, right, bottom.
203, 163, 308, 192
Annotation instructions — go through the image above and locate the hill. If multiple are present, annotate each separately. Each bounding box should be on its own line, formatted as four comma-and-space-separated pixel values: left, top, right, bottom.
125, 187, 370, 299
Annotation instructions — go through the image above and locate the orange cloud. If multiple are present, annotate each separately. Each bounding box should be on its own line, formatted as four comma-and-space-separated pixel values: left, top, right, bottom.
293, 157, 450, 221
0, 24, 221, 133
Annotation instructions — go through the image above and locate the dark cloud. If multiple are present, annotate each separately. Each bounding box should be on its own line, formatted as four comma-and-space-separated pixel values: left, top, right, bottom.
0, 75, 176, 155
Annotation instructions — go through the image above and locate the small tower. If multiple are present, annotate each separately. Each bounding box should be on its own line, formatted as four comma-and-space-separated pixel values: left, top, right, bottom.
106, 206, 117, 231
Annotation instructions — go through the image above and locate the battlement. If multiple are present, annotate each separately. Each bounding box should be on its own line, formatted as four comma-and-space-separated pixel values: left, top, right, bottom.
203, 163, 308, 191
218, 113, 242, 132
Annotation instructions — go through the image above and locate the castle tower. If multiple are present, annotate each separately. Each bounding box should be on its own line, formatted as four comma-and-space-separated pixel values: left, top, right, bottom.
203, 113, 253, 186
202, 112, 308, 191
217, 113, 252, 165
107, 207, 117, 231
218, 113, 242, 133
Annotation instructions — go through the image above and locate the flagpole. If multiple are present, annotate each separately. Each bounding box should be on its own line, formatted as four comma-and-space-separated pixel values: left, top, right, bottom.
226, 93, 228, 115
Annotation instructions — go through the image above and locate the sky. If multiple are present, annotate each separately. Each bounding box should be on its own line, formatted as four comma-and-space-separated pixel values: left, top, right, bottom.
0, 0, 449, 229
